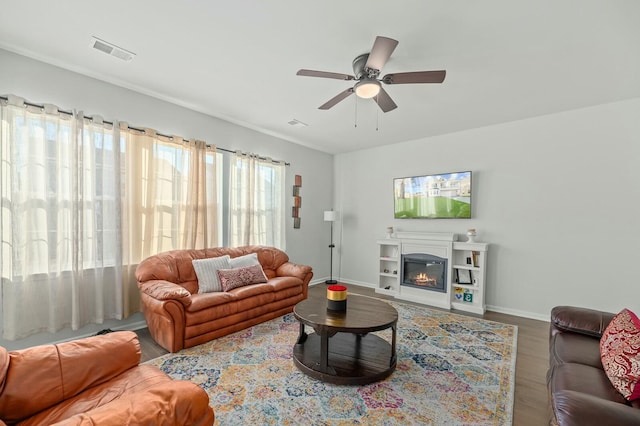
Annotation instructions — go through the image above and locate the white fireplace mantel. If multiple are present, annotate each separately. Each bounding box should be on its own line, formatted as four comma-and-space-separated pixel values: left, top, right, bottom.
376, 231, 488, 314
393, 232, 458, 242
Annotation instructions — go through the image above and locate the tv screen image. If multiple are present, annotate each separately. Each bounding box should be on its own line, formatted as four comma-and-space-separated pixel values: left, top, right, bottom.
394, 171, 472, 219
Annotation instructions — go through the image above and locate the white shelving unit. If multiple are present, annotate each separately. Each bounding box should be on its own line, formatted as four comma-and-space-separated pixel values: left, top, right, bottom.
375, 233, 489, 314
451, 241, 489, 314
376, 240, 400, 296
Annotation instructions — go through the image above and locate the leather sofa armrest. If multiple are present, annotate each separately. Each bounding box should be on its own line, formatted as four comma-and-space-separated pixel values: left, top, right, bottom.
276, 262, 312, 281
550, 305, 616, 338
53, 381, 214, 426
552, 390, 640, 426
138, 280, 192, 307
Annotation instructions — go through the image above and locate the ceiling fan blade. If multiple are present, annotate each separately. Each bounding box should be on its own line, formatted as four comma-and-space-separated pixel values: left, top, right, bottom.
319, 88, 354, 110
297, 69, 355, 81
373, 87, 397, 113
365, 36, 399, 71
382, 70, 446, 84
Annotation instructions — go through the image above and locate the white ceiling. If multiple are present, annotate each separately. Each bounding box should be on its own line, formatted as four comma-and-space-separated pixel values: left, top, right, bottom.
1, 1, 639, 154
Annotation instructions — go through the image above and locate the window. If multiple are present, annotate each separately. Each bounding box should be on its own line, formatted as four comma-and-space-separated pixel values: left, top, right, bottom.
228, 153, 285, 249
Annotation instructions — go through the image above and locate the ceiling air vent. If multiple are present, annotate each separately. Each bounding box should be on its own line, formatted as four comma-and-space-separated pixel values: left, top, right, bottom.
91, 37, 135, 62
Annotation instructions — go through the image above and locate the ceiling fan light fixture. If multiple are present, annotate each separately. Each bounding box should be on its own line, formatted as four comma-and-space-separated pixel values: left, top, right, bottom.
354, 79, 381, 99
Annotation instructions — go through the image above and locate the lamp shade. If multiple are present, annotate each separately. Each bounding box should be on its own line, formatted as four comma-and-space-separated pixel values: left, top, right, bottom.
324, 210, 338, 222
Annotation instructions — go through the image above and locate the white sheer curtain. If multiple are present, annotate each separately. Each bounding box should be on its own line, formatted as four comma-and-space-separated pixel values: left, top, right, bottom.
229, 152, 285, 249
119, 125, 217, 262
0, 96, 123, 339
0, 96, 218, 340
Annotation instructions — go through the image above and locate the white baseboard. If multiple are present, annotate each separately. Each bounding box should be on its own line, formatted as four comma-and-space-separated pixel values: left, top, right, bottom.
486, 305, 549, 322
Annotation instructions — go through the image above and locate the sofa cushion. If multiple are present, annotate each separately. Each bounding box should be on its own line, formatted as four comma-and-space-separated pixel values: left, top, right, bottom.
193, 255, 231, 293
19, 365, 173, 425
550, 332, 604, 369
186, 295, 240, 324
552, 390, 640, 426
549, 362, 629, 405
218, 265, 268, 292
600, 308, 640, 401
47, 379, 213, 426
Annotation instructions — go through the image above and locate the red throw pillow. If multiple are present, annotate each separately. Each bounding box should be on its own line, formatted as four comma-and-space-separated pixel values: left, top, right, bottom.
600, 308, 640, 401
217, 264, 268, 292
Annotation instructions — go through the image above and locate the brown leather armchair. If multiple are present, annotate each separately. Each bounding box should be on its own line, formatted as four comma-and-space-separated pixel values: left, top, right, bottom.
548, 306, 640, 425
136, 246, 313, 353
0, 331, 214, 425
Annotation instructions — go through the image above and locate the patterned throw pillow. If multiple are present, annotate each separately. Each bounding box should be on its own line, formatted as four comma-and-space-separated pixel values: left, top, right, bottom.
193, 255, 231, 293
217, 264, 268, 292
600, 308, 640, 401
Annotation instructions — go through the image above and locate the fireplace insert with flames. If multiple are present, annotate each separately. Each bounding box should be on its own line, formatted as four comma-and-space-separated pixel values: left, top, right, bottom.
401, 253, 447, 293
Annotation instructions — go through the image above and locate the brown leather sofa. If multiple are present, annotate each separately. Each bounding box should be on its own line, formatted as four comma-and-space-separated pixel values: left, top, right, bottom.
136, 245, 313, 353
0, 331, 213, 425
547, 306, 640, 425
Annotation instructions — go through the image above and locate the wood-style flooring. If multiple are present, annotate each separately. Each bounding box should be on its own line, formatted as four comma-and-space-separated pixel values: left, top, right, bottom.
136, 283, 549, 425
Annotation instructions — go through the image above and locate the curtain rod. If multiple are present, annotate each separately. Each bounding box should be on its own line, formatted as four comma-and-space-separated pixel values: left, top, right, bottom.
214, 147, 290, 166
0, 95, 290, 166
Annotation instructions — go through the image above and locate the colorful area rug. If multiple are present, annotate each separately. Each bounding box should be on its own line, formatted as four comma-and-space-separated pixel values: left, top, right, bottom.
145, 300, 517, 425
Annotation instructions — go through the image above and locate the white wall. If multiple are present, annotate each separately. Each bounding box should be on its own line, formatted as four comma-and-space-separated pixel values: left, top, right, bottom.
335, 98, 640, 320
0, 49, 333, 349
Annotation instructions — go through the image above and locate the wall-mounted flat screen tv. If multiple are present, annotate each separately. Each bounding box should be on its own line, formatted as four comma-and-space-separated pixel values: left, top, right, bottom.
394, 171, 472, 219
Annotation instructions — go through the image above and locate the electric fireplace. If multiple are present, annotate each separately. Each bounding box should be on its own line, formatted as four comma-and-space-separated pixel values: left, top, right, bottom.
401, 253, 447, 293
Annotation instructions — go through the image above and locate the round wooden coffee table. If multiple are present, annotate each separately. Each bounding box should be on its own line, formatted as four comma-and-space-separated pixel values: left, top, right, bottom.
292, 292, 398, 385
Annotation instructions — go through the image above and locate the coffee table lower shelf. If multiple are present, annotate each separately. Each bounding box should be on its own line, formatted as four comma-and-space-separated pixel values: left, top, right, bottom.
293, 332, 396, 385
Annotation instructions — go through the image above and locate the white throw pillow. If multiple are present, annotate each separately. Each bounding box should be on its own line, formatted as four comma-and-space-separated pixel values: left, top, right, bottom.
229, 252, 260, 269
193, 255, 231, 293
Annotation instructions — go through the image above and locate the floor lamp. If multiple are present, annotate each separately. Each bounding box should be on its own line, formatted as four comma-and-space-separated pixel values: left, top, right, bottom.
324, 210, 338, 284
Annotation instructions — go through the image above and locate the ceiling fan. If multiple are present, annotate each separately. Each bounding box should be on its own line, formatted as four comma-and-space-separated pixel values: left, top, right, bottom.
297, 36, 446, 113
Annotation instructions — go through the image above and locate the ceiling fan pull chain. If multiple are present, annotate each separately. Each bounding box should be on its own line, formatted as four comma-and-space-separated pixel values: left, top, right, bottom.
354, 96, 358, 128
376, 95, 379, 131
